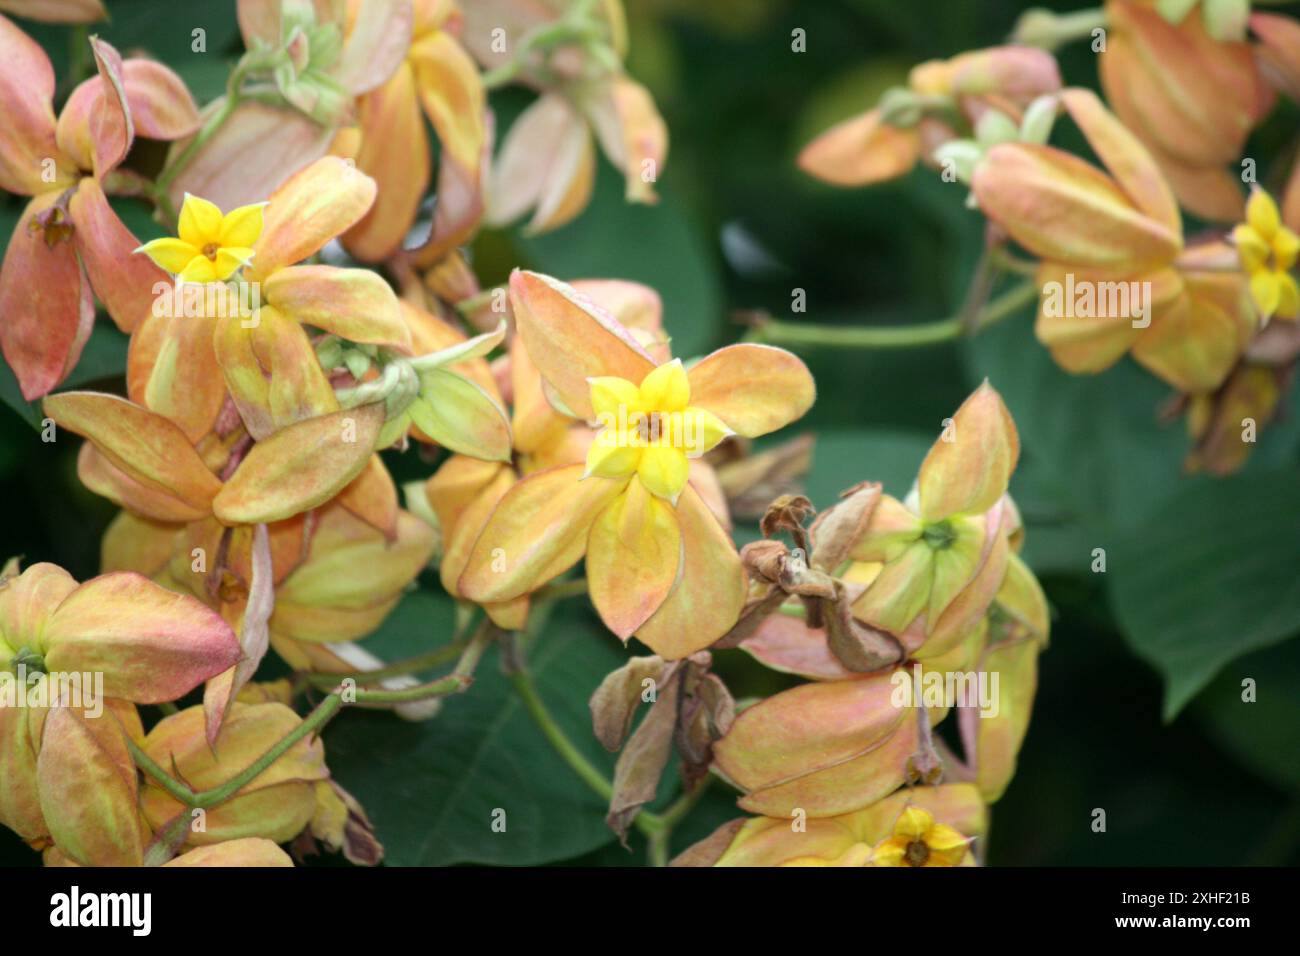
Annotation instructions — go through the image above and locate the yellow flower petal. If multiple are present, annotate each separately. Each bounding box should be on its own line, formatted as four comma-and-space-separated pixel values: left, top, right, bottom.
681, 406, 733, 457
589, 375, 641, 420
637, 358, 690, 412
1232, 225, 1270, 273
1277, 270, 1300, 320
178, 254, 218, 284
1273, 227, 1300, 271
458, 464, 628, 603
135, 237, 201, 275
212, 247, 254, 281
686, 343, 816, 438
586, 478, 682, 639
830, 843, 875, 867
219, 202, 267, 248
177, 193, 225, 247
585, 433, 642, 479
870, 836, 909, 867
635, 483, 746, 659
893, 805, 934, 841
1246, 188, 1281, 239
925, 822, 972, 866
1250, 268, 1281, 318
637, 443, 689, 502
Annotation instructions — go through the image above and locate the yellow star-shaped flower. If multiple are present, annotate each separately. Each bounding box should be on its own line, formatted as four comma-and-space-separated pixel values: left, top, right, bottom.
136, 194, 266, 283
1233, 188, 1300, 321
584, 359, 732, 503
870, 805, 972, 867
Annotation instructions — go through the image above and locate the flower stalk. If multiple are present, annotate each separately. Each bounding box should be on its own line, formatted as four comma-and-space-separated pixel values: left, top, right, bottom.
745, 279, 1038, 350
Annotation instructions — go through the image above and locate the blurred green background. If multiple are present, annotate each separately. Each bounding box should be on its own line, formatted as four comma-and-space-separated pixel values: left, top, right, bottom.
0, 0, 1296, 866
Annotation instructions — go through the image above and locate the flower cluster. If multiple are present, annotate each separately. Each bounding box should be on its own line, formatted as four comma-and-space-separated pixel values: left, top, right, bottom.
800, 0, 1300, 475
670, 384, 1049, 866
0, 0, 1081, 870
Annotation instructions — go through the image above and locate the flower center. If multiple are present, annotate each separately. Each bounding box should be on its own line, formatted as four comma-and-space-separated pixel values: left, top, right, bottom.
27, 205, 75, 248
922, 520, 957, 550
636, 411, 666, 444
904, 840, 931, 866
202, 242, 221, 260
11, 646, 45, 676
216, 569, 247, 604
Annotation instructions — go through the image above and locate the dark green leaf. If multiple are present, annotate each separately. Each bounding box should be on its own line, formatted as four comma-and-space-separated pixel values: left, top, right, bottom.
803, 428, 932, 503
1196, 640, 1300, 793
965, 310, 1201, 533
325, 592, 628, 866
1108, 469, 1300, 718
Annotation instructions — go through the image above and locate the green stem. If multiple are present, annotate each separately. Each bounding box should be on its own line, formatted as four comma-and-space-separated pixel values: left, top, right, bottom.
749, 315, 962, 349
532, 577, 588, 602
480, 0, 606, 90
67, 26, 91, 86
647, 830, 671, 867
130, 624, 497, 809
637, 777, 711, 838
639, 777, 713, 866
992, 248, 1041, 277
746, 279, 1037, 350
480, 61, 523, 91
508, 634, 718, 865
454, 288, 504, 316
348, 617, 496, 703
1012, 7, 1108, 51
957, 245, 998, 334
153, 96, 237, 202
302, 639, 468, 688
351, 673, 472, 704
152, 58, 256, 208
510, 666, 614, 803
128, 693, 344, 809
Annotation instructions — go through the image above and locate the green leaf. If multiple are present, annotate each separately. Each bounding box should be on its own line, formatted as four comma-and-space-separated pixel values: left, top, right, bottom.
1196, 640, 1300, 793
324, 591, 628, 866
1007, 456, 1097, 576
965, 310, 1200, 533
22, 6, 241, 85
803, 428, 932, 503
1108, 469, 1300, 719
513, 166, 724, 360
